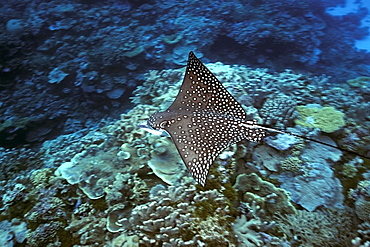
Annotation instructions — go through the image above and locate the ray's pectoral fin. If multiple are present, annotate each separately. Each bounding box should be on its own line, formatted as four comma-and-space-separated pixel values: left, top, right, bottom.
146, 51, 265, 187
163, 113, 229, 186
158, 110, 265, 187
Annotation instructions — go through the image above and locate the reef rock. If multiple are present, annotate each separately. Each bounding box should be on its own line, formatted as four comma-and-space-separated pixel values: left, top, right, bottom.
279, 162, 344, 211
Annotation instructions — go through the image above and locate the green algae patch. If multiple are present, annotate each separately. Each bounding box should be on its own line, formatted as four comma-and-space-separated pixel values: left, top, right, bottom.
162, 34, 183, 44
123, 45, 144, 58
0, 117, 30, 132
347, 76, 370, 88
295, 105, 345, 133
193, 199, 219, 219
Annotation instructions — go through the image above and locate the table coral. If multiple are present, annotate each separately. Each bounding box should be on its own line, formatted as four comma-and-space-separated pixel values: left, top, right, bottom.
279, 162, 344, 211
295, 104, 345, 133
300, 135, 342, 163
54, 104, 156, 200
265, 133, 299, 151
162, 33, 183, 44
253, 145, 284, 172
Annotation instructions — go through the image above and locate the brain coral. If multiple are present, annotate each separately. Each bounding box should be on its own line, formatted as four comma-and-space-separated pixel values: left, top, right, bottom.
294, 104, 345, 133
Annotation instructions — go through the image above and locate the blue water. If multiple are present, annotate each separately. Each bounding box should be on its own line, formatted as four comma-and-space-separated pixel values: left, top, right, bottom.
0, 0, 369, 246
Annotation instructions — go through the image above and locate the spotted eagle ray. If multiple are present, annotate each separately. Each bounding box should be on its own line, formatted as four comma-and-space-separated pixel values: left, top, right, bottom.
140, 51, 369, 187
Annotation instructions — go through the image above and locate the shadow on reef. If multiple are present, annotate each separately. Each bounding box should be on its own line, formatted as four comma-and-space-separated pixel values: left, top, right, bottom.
0, 116, 66, 148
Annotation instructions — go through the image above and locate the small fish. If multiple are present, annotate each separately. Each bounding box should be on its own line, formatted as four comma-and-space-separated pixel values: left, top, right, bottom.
142, 51, 368, 186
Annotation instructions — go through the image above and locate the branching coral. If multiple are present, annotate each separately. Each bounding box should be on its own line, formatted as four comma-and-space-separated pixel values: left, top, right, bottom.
280, 156, 303, 172
232, 214, 263, 247
110, 233, 140, 247
125, 184, 236, 246
349, 180, 370, 222
276, 209, 355, 246
260, 95, 296, 127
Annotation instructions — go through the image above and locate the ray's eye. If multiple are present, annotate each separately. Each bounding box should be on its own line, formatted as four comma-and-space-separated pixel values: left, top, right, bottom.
159, 120, 168, 129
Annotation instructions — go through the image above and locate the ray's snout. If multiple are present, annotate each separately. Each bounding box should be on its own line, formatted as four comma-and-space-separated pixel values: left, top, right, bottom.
138, 120, 169, 136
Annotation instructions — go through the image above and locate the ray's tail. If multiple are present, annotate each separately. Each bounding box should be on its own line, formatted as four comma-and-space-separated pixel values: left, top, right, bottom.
241, 122, 370, 160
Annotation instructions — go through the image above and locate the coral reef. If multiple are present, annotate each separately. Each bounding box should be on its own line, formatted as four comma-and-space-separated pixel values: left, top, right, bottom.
132, 62, 330, 116
0, 66, 366, 247
126, 184, 236, 246
0, 4, 369, 243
